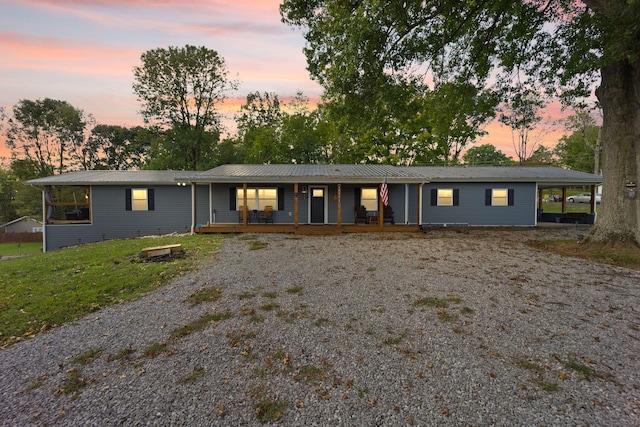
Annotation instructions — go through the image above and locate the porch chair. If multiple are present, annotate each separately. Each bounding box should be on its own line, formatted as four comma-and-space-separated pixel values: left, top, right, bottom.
259, 206, 274, 224
355, 205, 368, 224
383, 205, 395, 224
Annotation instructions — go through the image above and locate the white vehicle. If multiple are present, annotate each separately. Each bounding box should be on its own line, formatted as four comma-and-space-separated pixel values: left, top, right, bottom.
566, 193, 601, 203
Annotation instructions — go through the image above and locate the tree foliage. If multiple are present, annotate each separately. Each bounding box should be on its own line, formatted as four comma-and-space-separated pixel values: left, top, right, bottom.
281, 0, 640, 245
0, 106, 5, 132
4, 160, 42, 219
462, 144, 513, 166
525, 145, 557, 166
498, 84, 547, 164
133, 45, 237, 170
5, 99, 88, 177
233, 91, 326, 164
554, 127, 600, 173
281, 2, 504, 164
236, 91, 287, 163
561, 108, 602, 174
316, 78, 496, 165
0, 168, 18, 223
85, 125, 149, 170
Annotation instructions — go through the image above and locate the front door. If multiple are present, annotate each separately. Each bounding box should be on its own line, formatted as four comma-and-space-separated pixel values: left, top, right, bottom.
310, 187, 325, 223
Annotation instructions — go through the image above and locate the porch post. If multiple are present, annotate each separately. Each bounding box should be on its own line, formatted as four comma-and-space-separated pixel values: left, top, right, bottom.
537, 187, 544, 210
418, 183, 423, 226
242, 183, 248, 225
378, 186, 384, 229
337, 183, 342, 227
85, 186, 91, 222
590, 185, 596, 213
561, 187, 567, 213
294, 182, 299, 228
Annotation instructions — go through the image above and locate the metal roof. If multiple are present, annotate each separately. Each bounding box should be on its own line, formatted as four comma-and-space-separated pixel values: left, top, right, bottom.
185, 164, 425, 184
25, 165, 602, 187
402, 166, 602, 186
26, 170, 188, 186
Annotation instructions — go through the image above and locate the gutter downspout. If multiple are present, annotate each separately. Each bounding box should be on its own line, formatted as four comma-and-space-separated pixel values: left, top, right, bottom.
41, 187, 47, 252
209, 183, 214, 224
191, 182, 196, 234
337, 183, 342, 228
404, 184, 409, 224
28, 184, 47, 252
418, 182, 424, 226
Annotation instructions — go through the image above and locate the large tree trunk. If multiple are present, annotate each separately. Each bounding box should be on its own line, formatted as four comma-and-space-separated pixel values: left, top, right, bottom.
587, 59, 640, 246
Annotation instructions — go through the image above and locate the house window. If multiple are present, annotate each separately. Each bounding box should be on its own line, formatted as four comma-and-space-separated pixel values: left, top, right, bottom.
430, 188, 459, 206
492, 189, 508, 206
132, 189, 148, 210
437, 189, 454, 206
126, 188, 154, 211
237, 188, 278, 210
485, 188, 514, 206
361, 187, 378, 211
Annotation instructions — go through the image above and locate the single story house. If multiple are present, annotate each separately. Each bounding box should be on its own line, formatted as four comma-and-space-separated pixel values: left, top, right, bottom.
26, 164, 602, 251
1, 216, 43, 233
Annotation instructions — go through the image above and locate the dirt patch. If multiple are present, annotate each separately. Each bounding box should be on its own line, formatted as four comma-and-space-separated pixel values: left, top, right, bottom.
529, 238, 640, 271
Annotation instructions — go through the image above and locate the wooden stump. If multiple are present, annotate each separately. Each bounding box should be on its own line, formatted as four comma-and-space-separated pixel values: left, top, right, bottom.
140, 244, 183, 258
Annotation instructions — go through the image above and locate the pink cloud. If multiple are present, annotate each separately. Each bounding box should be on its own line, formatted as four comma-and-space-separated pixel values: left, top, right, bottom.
24, 0, 281, 10
23, 0, 285, 25
171, 20, 287, 38
0, 32, 139, 77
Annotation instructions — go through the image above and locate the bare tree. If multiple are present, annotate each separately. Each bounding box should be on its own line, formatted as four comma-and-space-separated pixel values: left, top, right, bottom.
499, 85, 547, 164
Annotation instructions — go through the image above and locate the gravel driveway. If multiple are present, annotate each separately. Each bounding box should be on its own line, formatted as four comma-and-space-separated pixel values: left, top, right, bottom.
1, 226, 639, 426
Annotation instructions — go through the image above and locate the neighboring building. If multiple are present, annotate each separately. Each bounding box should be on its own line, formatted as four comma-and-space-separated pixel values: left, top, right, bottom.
26, 165, 602, 251
0, 216, 43, 233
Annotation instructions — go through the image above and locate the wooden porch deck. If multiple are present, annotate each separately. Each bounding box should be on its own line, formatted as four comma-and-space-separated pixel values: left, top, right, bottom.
195, 223, 420, 235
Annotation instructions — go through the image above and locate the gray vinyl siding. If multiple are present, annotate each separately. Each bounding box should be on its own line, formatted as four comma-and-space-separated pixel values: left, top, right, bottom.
389, 184, 407, 224
341, 185, 358, 223
44, 185, 192, 250
273, 184, 296, 224
422, 182, 536, 226
195, 184, 209, 225
406, 184, 419, 224
211, 184, 238, 223
210, 184, 297, 224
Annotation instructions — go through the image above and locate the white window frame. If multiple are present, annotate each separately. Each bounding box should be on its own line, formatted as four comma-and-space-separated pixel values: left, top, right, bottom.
237, 187, 278, 211
131, 188, 149, 211
491, 189, 508, 206
361, 187, 378, 211
437, 189, 454, 206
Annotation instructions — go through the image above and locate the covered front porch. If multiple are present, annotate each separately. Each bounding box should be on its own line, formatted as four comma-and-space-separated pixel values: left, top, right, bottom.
185, 164, 425, 234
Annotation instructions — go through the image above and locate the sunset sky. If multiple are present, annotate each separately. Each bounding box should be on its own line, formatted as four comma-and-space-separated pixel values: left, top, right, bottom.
1, 0, 569, 163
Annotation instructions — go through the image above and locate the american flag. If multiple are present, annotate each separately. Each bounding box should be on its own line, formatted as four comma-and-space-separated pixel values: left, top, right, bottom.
380, 177, 389, 207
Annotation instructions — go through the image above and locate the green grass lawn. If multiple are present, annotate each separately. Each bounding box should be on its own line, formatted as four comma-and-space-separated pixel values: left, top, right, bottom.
541, 201, 600, 214
0, 234, 223, 347
0, 242, 43, 257
540, 187, 601, 214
